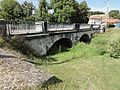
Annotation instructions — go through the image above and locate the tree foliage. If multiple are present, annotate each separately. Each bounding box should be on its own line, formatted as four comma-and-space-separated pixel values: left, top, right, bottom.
36, 0, 48, 21
0, 0, 90, 23
78, 1, 90, 23
0, 0, 18, 20
88, 11, 105, 17
0, 0, 35, 21
109, 10, 120, 19
21, 1, 35, 21
47, 0, 90, 23
13, 2, 23, 19
109, 10, 119, 18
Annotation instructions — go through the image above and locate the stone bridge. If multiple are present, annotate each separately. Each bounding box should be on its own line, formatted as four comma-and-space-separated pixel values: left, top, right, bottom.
24, 30, 98, 55
0, 21, 103, 55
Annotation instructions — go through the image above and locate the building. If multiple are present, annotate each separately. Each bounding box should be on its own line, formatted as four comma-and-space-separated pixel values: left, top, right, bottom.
88, 14, 106, 25
88, 14, 120, 28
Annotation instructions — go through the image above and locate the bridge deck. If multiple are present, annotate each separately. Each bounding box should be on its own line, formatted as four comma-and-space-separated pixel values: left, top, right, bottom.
24, 29, 99, 39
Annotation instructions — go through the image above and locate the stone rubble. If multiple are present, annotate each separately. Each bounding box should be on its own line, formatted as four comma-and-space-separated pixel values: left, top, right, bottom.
0, 48, 51, 90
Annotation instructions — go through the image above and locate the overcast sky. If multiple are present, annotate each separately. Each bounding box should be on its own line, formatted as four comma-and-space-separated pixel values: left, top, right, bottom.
17, 0, 120, 12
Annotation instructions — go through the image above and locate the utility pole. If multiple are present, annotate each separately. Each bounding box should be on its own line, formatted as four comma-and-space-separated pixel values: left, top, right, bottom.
105, 0, 110, 30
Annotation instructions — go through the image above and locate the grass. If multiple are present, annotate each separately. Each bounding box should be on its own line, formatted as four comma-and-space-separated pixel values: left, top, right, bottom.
29, 28, 120, 90
0, 29, 120, 90
1, 28, 119, 90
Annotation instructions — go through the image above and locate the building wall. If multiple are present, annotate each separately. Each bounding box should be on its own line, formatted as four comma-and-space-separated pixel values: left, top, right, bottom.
88, 19, 103, 25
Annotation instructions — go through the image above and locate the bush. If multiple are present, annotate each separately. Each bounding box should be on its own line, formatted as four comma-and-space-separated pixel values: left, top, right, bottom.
108, 24, 115, 28
0, 37, 5, 47
107, 39, 120, 58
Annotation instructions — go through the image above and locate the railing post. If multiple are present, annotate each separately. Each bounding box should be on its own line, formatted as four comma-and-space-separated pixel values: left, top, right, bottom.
43, 21, 47, 33
75, 23, 80, 30
90, 24, 93, 30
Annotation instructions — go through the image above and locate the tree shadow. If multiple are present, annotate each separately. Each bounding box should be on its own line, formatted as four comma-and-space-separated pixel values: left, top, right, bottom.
41, 56, 58, 62
0, 55, 15, 58
41, 76, 63, 89
48, 56, 82, 65
25, 55, 82, 66
24, 56, 58, 66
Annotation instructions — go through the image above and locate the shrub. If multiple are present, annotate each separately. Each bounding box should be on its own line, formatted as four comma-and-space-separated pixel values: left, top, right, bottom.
107, 39, 120, 58
0, 37, 5, 47
108, 24, 115, 28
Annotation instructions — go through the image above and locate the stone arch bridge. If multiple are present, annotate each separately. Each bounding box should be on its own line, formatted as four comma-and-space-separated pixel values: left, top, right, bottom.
1, 21, 103, 55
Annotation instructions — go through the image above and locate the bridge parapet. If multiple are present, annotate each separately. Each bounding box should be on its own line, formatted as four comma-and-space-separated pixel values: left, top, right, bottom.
79, 24, 91, 29
0, 20, 102, 36
47, 24, 75, 31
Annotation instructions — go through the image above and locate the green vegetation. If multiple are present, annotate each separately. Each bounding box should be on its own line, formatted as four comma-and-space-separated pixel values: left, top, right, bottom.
0, 36, 36, 58
48, 0, 89, 23
1, 29, 120, 90
88, 11, 105, 17
0, 0, 34, 21
1, 28, 120, 90
0, 0, 89, 23
109, 10, 120, 19
27, 29, 120, 90
108, 38, 120, 58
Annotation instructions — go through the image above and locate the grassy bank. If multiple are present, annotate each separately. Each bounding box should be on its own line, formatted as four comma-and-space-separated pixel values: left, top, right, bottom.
32, 28, 120, 90
1, 29, 120, 90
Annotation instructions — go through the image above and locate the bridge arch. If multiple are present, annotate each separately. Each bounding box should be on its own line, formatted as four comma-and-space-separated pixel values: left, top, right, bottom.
80, 34, 90, 43
47, 38, 72, 55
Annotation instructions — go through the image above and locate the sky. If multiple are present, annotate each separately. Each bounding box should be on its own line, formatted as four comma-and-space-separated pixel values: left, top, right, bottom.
17, 0, 120, 12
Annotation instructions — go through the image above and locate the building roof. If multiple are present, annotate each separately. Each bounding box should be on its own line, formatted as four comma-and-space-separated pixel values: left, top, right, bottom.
107, 19, 120, 23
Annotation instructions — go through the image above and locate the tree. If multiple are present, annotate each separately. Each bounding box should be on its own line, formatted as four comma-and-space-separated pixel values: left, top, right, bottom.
109, 10, 119, 18
49, 0, 80, 23
13, 2, 23, 20
49, 0, 90, 23
0, 0, 18, 20
115, 14, 120, 19
21, 1, 35, 21
36, 0, 48, 21
78, 1, 90, 23
88, 11, 105, 17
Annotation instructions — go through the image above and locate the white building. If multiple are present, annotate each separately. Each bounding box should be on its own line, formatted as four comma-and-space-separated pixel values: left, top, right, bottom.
88, 14, 106, 25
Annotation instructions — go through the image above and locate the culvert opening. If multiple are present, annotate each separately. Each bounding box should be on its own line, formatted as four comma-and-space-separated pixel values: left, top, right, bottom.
80, 34, 90, 43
